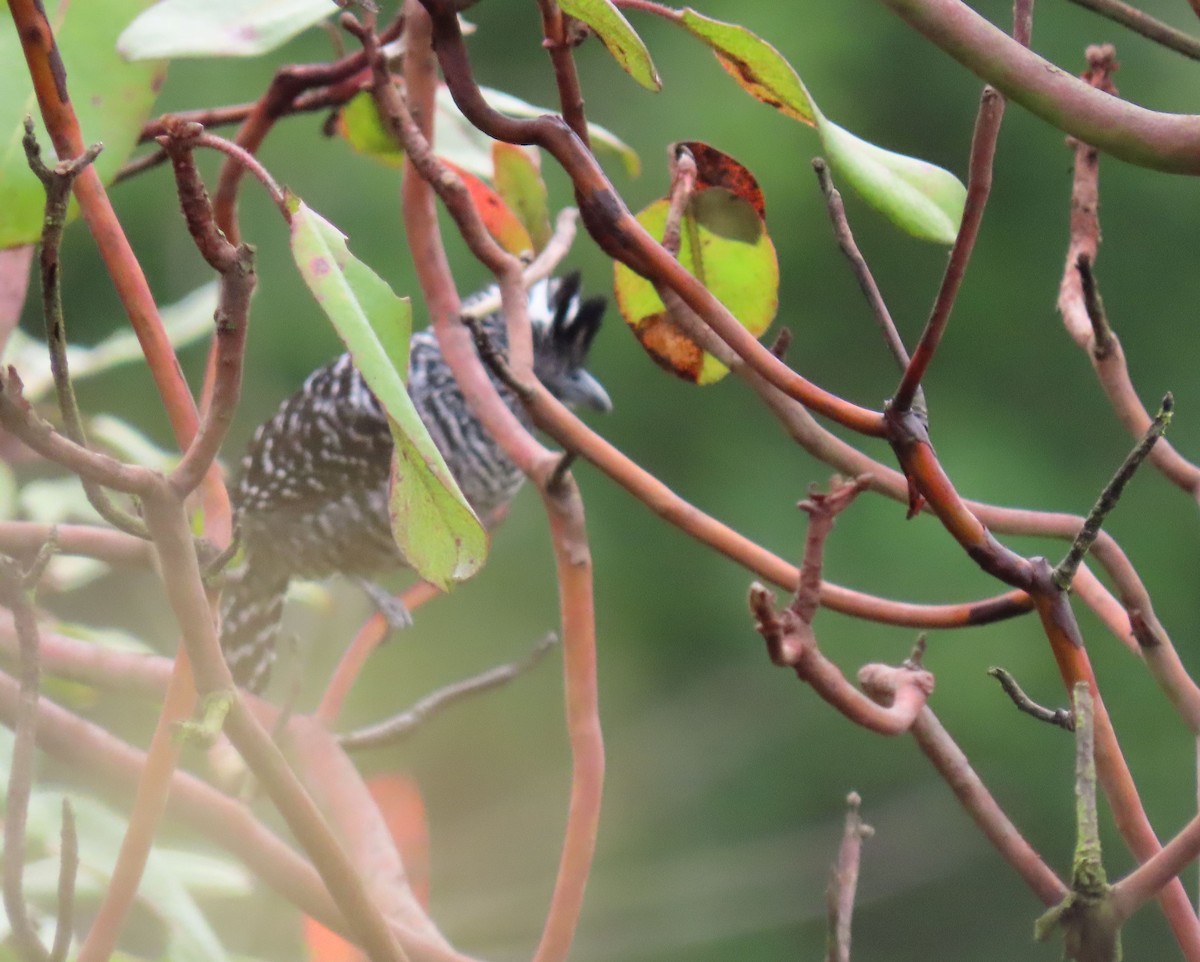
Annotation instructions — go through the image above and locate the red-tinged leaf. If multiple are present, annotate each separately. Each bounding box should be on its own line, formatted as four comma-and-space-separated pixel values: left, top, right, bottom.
492, 142, 553, 252
303, 916, 365, 962
676, 141, 766, 220
614, 187, 778, 385
442, 160, 535, 257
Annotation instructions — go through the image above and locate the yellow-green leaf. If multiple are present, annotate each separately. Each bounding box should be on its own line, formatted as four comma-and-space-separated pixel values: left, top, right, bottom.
614, 189, 778, 385
558, 0, 661, 92
493, 142, 553, 251
817, 118, 966, 245
678, 8, 816, 125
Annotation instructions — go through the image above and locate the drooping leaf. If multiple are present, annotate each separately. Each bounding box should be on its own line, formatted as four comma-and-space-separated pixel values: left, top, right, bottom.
493, 142, 553, 251
118, 0, 337, 60
675, 141, 766, 220
0, 0, 166, 248
288, 198, 487, 589
556, 0, 661, 91
442, 160, 535, 256
678, 9, 816, 125
614, 187, 778, 385
671, 10, 964, 243
817, 118, 966, 244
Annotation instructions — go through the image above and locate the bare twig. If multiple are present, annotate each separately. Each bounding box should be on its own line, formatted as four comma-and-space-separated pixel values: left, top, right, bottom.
22, 120, 149, 538
0, 554, 55, 962
988, 667, 1075, 730
340, 634, 559, 750
911, 708, 1067, 905
825, 792, 873, 962
1066, 0, 1200, 60
812, 159, 909, 374
1054, 395, 1171, 589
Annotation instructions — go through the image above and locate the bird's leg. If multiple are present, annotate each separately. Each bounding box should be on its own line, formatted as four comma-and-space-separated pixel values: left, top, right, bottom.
354, 578, 413, 633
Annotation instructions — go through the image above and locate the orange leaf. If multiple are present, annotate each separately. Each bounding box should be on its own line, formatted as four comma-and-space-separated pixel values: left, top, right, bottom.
442, 160, 534, 256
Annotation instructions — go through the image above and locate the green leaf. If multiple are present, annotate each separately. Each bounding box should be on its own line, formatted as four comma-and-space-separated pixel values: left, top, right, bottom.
817, 118, 966, 244
678, 9, 816, 125
22, 793, 236, 962
288, 199, 488, 589
557, 0, 661, 91
117, 0, 337, 60
614, 188, 778, 385
673, 10, 963, 242
0, 0, 166, 248
335, 91, 405, 168
493, 142, 553, 251
2, 281, 217, 402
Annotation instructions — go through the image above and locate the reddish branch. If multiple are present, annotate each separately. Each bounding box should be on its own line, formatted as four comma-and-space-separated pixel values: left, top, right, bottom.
892, 85, 1004, 413
910, 708, 1068, 905
825, 793, 873, 962
750, 478, 935, 735
393, 7, 604, 959
1057, 47, 1200, 504
875, 0, 1200, 173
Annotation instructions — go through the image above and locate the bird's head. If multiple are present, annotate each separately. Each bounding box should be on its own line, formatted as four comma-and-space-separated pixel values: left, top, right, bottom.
529, 273, 612, 413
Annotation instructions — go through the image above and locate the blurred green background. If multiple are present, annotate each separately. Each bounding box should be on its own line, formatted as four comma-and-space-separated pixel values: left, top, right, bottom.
14, 0, 1200, 958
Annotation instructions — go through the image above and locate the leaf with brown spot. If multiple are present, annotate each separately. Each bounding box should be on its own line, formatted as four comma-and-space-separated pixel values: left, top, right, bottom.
613, 185, 778, 385
676, 141, 766, 220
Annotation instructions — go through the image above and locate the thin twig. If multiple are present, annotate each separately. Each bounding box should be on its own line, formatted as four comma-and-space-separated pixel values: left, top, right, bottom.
22, 120, 149, 538
812, 159, 909, 374
50, 798, 77, 962
988, 666, 1075, 730
0, 554, 54, 962
825, 792, 873, 962
911, 707, 1068, 905
1054, 395, 1172, 589
1066, 0, 1200, 60
339, 634, 559, 750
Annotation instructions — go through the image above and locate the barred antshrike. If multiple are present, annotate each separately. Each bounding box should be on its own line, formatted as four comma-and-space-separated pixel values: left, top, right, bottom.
220, 275, 609, 691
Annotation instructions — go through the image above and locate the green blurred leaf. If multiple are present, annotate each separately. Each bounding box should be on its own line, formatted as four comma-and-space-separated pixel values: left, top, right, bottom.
118, 0, 337, 59
614, 188, 778, 385
818, 118, 966, 244
678, 9, 816, 125
0, 0, 165, 248
439, 86, 641, 178
2, 281, 217, 401
557, 0, 661, 91
493, 142, 553, 251
22, 793, 235, 962
335, 91, 404, 168
288, 198, 488, 589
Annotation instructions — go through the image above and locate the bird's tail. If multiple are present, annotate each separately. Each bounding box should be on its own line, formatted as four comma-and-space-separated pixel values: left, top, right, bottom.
219, 547, 291, 693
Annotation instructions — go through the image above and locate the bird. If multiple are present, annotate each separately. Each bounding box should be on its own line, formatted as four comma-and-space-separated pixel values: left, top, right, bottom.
219, 274, 610, 693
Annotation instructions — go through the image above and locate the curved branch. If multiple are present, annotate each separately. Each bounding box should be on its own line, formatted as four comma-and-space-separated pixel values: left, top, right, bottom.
875, 0, 1200, 173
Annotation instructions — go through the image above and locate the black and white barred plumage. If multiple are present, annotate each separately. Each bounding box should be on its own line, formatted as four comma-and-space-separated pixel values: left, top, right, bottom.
220, 275, 609, 691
